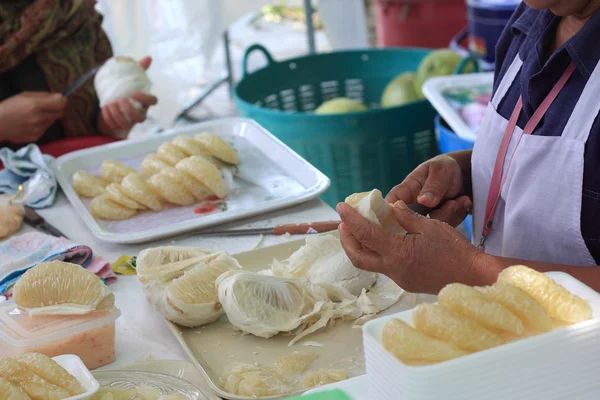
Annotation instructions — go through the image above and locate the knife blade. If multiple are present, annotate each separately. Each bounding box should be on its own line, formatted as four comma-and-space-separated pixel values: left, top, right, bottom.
198, 196, 464, 236
23, 207, 67, 238
62, 65, 102, 97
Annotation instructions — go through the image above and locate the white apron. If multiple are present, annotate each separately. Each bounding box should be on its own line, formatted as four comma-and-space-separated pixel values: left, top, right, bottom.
471, 54, 600, 266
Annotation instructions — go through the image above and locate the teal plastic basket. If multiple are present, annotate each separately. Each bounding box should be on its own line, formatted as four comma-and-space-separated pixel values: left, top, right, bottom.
234, 45, 440, 207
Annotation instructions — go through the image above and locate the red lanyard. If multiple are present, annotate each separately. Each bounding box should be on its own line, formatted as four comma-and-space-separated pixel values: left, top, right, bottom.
479, 62, 577, 249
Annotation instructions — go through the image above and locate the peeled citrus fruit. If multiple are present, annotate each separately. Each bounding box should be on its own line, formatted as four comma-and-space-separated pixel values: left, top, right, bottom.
15, 353, 85, 396
100, 160, 137, 183
176, 155, 226, 198
140, 154, 170, 177
146, 173, 196, 206
156, 143, 187, 166
120, 173, 163, 212
413, 303, 504, 352
172, 135, 210, 158
90, 194, 137, 220
13, 261, 114, 316
193, 132, 240, 165
274, 352, 318, 376
71, 170, 108, 198
303, 369, 348, 389
220, 362, 293, 397
477, 283, 552, 333
497, 265, 592, 323
160, 167, 212, 201
105, 183, 145, 210
0, 357, 70, 400
0, 377, 30, 400
382, 318, 467, 363
438, 283, 525, 335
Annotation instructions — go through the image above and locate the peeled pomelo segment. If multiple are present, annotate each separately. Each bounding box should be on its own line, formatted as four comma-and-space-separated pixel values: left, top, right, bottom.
146, 173, 196, 206
172, 135, 211, 158
15, 353, 85, 396
193, 132, 240, 165
413, 303, 503, 352
0, 357, 71, 400
303, 369, 348, 389
160, 167, 212, 201
176, 155, 226, 198
274, 352, 318, 376
438, 283, 525, 335
105, 183, 145, 210
71, 170, 108, 198
382, 318, 467, 363
476, 283, 552, 333
120, 173, 164, 212
12, 260, 115, 316
156, 143, 187, 166
497, 265, 593, 324
0, 376, 31, 400
100, 160, 137, 183
141, 153, 170, 177
90, 195, 137, 220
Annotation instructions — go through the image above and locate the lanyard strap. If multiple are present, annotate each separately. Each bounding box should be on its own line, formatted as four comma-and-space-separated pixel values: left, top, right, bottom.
480, 62, 577, 246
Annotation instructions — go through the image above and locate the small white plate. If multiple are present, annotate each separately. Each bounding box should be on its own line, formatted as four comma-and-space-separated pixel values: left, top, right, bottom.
53, 354, 100, 399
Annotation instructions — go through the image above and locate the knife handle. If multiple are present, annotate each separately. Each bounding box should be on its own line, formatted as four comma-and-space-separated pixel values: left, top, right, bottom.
273, 221, 341, 235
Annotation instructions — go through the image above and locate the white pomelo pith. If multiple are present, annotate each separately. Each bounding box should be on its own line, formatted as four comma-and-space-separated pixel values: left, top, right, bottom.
140, 251, 241, 327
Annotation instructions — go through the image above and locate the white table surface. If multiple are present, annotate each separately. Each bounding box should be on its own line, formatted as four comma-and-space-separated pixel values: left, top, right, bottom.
23, 192, 339, 369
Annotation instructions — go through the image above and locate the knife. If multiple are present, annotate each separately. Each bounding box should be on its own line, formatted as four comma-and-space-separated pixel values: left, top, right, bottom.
198, 196, 464, 236
23, 207, 67, 238
62, 65, 102, 97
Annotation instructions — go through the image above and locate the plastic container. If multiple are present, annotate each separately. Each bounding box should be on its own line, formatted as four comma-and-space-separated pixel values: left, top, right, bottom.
363, 272, 600, 400
0, 302, 121, 370
92, 370, 206, 399
375, 0, 467, 49
450, 0, 520, 69
53, 354, 101, 399
234, 44, 440, 206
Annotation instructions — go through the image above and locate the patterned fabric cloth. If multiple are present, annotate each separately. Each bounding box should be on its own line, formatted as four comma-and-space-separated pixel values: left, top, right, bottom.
0, 0, 113, 137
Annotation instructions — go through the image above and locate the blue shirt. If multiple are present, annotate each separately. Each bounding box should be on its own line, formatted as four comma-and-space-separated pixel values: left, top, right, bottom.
492, 4, 600, 263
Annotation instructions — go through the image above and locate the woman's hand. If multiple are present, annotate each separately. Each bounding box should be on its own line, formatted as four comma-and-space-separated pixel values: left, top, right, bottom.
336, 201, 500, 294
0, 92, 66, 144
386, 154, 472, 227
98, 57, 158, 137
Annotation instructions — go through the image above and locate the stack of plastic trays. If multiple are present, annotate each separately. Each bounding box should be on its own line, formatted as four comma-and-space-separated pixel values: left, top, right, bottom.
362, 272, 600, 400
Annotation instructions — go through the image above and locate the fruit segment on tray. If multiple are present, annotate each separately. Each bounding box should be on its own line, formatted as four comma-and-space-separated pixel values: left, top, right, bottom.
71, 132, 239, 221
382, 265, 593, 365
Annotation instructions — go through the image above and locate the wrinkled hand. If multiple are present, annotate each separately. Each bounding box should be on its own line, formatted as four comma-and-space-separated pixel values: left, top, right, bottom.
386, 154, 471, 227
336, 201, 498, 294
99, 56, 158, 137
0, 92, 66, 144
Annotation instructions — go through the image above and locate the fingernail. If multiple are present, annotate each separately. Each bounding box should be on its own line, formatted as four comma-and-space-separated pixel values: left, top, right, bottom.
336, 203, 343, 212
419, 192, 436, 202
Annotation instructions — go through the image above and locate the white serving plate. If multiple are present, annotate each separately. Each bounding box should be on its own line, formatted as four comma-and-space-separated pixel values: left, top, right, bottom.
53, 354, 100, 399
422, 72, 494, 142
363, 272, 600, 400
53, 117, 330, 244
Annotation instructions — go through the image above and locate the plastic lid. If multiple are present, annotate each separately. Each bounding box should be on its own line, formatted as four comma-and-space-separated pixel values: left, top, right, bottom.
0, 301, 121, 347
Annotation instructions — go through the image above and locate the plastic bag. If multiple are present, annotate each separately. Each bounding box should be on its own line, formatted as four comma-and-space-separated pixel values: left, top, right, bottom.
0, 195, 23, 240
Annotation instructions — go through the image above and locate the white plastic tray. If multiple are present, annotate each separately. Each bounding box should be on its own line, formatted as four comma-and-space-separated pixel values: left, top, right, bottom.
53, 118, 330, 244
422, 72, 494, 142
53, 354, 100, 399
363, 272, 600, 400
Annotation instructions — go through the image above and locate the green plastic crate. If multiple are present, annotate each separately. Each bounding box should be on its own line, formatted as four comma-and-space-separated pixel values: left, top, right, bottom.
234, 44, 439, 207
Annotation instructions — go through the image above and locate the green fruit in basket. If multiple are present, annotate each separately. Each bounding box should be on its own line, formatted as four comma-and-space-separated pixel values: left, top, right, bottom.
314, 97, 368, 115
381, 72, 419, 108
414, 49, 471, 98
